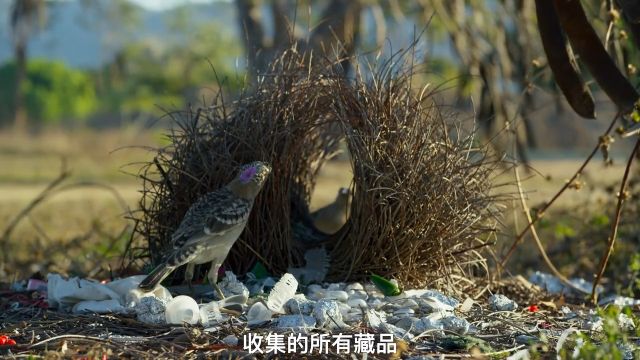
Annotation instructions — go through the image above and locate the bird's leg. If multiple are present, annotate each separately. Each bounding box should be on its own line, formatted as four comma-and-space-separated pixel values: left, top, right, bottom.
208, 262, 225, 300
184, 262, 195, 296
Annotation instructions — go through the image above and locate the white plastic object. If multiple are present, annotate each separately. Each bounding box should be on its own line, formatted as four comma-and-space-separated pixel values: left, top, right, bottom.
247, 302, 273, 325
165, 295, 200, 325
199, 301, 222, 327
266, 273, 298, 313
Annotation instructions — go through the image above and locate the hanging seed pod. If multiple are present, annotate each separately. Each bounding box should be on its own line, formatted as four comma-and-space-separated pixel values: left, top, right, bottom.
554, 0, 639, 113
535, 0, 595, 118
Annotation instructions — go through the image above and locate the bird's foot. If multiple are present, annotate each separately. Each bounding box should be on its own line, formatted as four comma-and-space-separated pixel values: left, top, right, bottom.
214, 283, 225, 300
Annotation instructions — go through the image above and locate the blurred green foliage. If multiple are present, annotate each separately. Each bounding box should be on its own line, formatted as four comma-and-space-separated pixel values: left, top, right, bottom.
0, 6, 242, 126
0, 59, 97, 124
96, 22, 243, 116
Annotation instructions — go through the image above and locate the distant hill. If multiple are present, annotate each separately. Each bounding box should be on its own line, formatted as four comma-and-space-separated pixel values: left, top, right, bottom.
0, 0, 238, 69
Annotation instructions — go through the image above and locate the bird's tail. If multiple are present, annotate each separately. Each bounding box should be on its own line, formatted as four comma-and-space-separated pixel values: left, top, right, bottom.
138, 263, 174, 291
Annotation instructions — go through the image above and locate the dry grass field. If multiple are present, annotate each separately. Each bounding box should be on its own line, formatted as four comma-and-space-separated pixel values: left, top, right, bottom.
0, 128, 634, 281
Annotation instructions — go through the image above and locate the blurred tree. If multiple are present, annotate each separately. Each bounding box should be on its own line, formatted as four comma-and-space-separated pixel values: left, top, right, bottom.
9, 0, 47, 130
0, 60, 97, 124
235, 0, 362, 79
94, 21, 242, 120
78, 0, 142, 93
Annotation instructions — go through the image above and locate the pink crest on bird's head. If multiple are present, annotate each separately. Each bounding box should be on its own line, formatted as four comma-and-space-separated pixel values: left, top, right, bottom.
239, 165, 257, 183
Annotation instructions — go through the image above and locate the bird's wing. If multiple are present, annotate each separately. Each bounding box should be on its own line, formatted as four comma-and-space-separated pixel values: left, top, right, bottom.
171, 189, 252, 249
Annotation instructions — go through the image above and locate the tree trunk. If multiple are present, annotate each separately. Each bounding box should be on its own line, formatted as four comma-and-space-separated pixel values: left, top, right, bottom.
13, 41, 28, 131
235, 0, 362, 79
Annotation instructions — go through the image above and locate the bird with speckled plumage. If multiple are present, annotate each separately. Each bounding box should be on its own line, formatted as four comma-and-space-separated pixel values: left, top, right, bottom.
138, 161, 271, 298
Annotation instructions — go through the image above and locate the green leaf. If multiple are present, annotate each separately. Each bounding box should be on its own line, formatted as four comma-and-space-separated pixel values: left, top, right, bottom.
370, 273, 402, 296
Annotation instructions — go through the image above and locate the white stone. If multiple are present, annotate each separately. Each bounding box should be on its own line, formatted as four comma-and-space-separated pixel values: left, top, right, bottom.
489, 294, 518, 311
324, 290, 348, 302
307, 284, 324, 293
338, 302, 352, 316
368, 297, 383, 309
327, 283, 344, 291
348, 290, 368, 301
347, 298, 367, 308
345, 282, 364, 291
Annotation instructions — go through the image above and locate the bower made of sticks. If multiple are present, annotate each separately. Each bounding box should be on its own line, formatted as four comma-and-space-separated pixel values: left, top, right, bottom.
132, 51, 501, 290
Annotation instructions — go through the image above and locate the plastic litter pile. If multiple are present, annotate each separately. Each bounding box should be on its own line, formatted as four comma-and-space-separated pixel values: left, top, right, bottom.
2, 270, 639, 357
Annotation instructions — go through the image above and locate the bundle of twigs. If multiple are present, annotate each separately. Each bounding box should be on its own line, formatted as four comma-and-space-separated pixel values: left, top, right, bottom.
130, 47, 504, 290
131, 50, 341, 280
327, 60, 503, 289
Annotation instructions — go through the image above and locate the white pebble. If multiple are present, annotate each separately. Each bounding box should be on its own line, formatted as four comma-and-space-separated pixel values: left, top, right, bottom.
345, 282, 364, 291
347, 298, 367, 308
327, 283, 344, 291
324, 290, 349, 302
307, 284, 324, 293
348, 290, 368, 301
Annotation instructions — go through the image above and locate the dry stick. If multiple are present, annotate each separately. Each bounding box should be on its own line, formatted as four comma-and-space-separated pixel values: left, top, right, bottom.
499, 112, 620, 271
591, 138, 640, 304
514, 165, 586, 294
0, 162, 70, 264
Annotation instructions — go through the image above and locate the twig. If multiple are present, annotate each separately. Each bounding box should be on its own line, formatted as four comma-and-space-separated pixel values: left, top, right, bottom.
0, 160, 70, 264
512, 164, 587, 294
591, 138, 640, 304
482, 344, 526, 357
499, 112, 620, 270
27, 334, 110, 349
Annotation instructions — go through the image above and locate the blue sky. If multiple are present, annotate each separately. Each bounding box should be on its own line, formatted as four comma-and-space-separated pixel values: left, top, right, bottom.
129, 0, 221, 11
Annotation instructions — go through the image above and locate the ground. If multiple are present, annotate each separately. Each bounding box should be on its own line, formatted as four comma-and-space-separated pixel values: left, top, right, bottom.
0, 129, 638, 358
